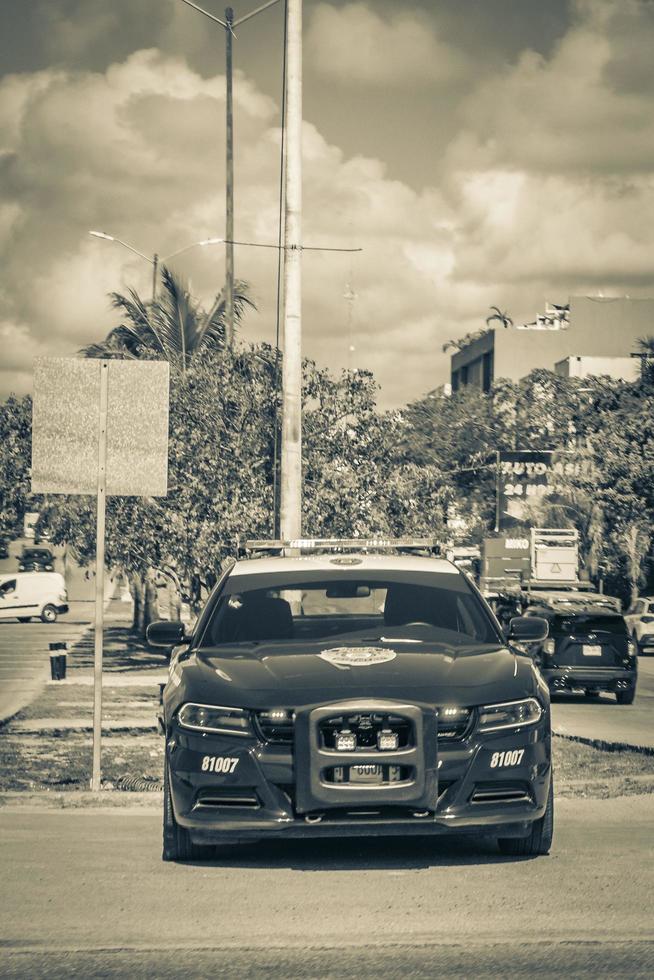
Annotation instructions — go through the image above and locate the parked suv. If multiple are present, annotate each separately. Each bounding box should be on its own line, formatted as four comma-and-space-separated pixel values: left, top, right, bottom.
526, 605, 637, 703
624, 597, 654, 656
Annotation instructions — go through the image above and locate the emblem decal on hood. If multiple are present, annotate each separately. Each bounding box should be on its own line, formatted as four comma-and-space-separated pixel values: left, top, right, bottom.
319, 647, 397, 669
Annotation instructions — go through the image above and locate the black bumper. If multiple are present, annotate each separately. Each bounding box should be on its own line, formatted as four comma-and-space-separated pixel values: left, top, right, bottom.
542, 666, 636, 692
166, 703, 551, 844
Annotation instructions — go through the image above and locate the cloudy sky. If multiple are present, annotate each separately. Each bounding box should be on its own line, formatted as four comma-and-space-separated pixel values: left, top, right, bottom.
1, 0, 653, 406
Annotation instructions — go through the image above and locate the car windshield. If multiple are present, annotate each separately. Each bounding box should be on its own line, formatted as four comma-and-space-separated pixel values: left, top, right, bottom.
197, 572, 502, 649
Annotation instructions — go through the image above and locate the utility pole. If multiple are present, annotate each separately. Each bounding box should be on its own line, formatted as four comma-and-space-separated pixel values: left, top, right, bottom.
279, 0, 302, 541
225, 6, 235, 346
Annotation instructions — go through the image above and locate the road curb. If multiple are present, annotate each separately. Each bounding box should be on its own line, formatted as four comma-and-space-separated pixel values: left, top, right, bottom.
554, 731, 654, 757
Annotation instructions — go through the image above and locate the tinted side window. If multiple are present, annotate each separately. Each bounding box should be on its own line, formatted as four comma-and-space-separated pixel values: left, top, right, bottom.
0, 579, 17, 596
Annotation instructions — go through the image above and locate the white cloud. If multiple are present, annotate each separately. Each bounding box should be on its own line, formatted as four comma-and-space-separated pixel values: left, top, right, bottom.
2, 0, 654, 409
452, 0, 654, 175
306, 2, 467, 86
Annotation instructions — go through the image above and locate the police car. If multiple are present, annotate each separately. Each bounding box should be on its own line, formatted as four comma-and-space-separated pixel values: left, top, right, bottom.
148, 539, 552, 862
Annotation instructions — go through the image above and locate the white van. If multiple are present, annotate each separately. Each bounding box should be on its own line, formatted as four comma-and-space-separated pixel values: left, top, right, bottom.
0, 572, 68, 623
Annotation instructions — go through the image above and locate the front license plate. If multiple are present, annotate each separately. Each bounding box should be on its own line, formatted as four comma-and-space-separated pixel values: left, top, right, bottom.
349, 764, 383, 784
582, 644, 602, 657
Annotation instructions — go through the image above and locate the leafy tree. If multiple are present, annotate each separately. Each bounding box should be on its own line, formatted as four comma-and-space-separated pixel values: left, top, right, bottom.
0, 395, 38, 541
303, 364, 450, 538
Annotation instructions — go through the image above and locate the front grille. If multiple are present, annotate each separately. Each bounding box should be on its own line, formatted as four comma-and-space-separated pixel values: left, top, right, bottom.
254, 709, 295, 744
254, 707, 472, 745
437, 708, 473, 741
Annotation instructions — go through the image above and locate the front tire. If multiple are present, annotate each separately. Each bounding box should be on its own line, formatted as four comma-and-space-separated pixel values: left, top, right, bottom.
616, 688, 636, 705
41, 605, 57, 623
162, 756, 212, 862
498, 776, 554, 857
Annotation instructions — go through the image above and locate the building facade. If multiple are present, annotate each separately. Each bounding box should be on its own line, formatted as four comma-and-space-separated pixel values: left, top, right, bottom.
554, 356, 640, 382
450, 296, 654, 392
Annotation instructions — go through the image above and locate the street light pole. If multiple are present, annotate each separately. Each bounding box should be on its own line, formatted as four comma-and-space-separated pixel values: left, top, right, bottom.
225, 6, 235, 347
279, 0, 302, 541
178, 0, 281, 346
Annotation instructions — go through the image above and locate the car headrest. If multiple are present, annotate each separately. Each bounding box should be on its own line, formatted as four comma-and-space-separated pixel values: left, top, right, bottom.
223, 596, 294, 643
383, 584, 457, 630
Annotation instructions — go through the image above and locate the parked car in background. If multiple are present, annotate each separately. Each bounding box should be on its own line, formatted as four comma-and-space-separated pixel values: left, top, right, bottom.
624, 597, 654, 656
526, 603, 637, 703
0, 537, 9, 560
18, 547, 54, 572
0, 572, 68, 622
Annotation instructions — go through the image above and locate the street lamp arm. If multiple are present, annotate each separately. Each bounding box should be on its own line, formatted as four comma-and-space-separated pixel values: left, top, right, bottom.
88, 231, 152, 264
233, 0, 281, 28
160, 238, 223, 262
177, 0, 227, 27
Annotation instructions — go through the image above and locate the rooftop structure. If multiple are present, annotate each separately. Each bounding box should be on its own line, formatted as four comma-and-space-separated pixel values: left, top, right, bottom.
450, 296, 654, 392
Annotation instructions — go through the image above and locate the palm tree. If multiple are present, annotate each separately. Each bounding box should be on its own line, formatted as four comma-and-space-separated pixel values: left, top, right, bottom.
81, 266, 256, 370
485, 306, 513, 329
442, 328, 489, 353
636, 335, 654, 384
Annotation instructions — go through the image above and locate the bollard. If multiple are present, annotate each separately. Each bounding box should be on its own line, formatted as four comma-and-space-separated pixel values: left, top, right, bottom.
49, 642, 67, 681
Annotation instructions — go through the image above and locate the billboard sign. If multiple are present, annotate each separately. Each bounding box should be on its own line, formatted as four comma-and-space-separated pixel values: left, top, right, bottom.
498, 450, 592, 529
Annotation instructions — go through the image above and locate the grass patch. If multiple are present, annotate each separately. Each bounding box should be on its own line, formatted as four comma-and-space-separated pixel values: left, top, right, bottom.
0, 732, 164, 791
0, 727, 651, 797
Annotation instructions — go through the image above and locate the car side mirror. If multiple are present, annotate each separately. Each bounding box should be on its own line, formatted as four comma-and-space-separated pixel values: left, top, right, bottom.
507, 616, 548, 643
146, 620, 190, 648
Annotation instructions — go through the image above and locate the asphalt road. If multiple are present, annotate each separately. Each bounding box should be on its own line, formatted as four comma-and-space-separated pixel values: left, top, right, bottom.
0, 795, 652, 978
551, 656, 654, 749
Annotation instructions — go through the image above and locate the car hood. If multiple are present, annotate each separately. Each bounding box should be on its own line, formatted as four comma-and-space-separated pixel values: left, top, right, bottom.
167, 639, 537, 711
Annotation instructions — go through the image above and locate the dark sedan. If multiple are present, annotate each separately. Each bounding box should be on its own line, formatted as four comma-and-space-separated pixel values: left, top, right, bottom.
149, 539, 553, 862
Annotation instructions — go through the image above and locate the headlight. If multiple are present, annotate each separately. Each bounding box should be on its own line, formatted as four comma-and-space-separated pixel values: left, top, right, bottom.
177, 702, 252, 736
477, 697, 543, 733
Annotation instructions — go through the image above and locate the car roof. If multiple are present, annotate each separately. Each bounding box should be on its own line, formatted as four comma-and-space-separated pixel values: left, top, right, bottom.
229, 553, 459, 578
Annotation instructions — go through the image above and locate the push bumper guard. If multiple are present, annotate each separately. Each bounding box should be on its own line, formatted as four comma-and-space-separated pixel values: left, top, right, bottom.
294, 700, 437, 814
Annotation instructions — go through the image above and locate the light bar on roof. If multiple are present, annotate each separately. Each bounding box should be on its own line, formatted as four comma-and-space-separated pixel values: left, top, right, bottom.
239, 537, 442, 555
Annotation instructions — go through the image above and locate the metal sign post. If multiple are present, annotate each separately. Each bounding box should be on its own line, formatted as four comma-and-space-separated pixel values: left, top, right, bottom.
32, 356, 169, 793
91, 362, 108, 792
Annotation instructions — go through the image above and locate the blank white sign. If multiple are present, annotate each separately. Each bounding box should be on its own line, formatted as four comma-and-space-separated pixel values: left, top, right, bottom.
31, 357, 169, 496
